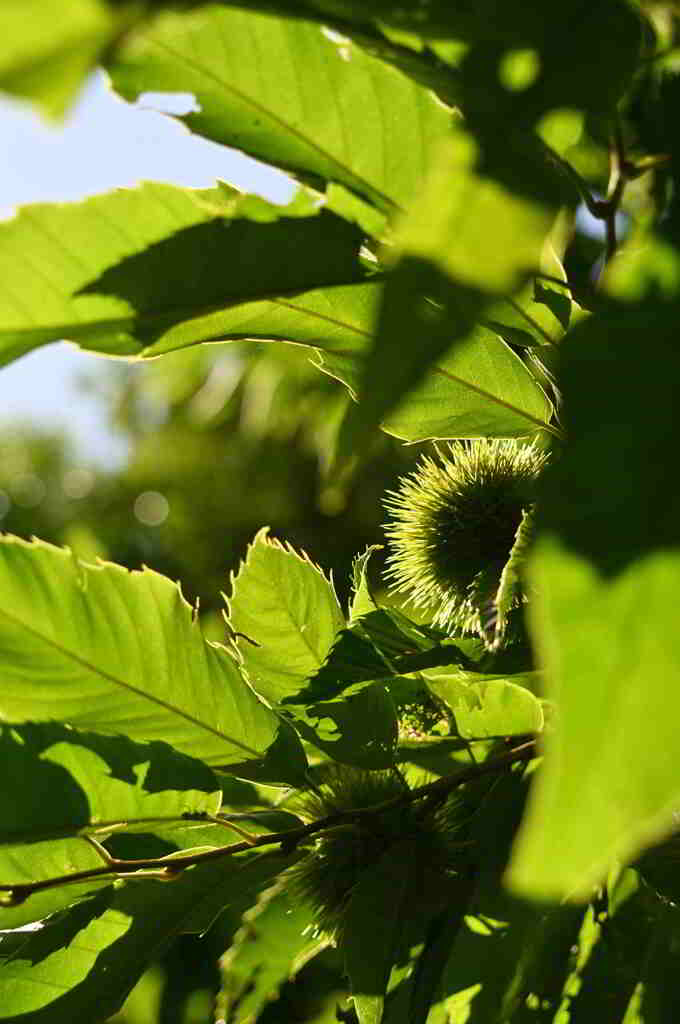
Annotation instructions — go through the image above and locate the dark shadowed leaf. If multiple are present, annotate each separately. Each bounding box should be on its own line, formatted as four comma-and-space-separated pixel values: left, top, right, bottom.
220, 881, 320, 1022
0, 849, 296, 1023
343, 839, 423, 1024
293, 682, 398, 770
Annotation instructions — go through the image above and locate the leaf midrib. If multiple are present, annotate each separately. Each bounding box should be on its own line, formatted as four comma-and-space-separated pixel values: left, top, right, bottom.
0, 290, 375, 349
433, 364, 558, 436
0, 605, 260, 758
326, 348, 556, 435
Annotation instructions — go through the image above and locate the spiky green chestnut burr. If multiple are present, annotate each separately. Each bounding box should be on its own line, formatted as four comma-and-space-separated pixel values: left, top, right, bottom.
288, 766, 468, 940
384, 440, 547, 642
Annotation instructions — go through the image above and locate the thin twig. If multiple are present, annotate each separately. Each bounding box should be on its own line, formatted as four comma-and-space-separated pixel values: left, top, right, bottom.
0, 741, 536, 907
601, 116, 627, 264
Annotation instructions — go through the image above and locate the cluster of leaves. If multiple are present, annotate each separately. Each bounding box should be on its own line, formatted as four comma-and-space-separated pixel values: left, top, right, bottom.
2, 0, 680, 1021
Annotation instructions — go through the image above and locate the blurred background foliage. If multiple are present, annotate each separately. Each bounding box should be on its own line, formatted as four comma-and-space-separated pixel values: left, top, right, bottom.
0, 341, 422, 618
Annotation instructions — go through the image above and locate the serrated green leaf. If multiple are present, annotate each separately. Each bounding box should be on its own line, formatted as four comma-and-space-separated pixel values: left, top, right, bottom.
146, 276, 383, 360
228, 528, 345, 705
221, 882, 320, 1023
492, 509, 535, 649
0, 534, 279, 767
423, 671, 543, 739
349, 546, 382, 625
508, 314, 680, 900
226, 533, 398, 767
0, 182, 369, 368
0, 849, 295, 1023
109, 4, 453, 215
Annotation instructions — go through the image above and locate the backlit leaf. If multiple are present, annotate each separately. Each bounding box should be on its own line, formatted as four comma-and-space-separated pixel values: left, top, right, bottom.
228, 527, 345, 705
0, 535, 279, 768
110, 4, 453, 214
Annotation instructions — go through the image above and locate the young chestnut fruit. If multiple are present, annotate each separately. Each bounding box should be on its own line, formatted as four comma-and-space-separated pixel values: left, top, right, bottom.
288, 766, 470, 941
384, 439, 547, 642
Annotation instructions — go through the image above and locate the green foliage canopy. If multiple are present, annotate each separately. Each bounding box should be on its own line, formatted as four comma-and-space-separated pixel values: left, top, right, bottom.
1, 1, 680, 1021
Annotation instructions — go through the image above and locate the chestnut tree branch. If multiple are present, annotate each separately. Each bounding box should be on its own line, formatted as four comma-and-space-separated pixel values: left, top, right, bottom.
0, 740, 537, 907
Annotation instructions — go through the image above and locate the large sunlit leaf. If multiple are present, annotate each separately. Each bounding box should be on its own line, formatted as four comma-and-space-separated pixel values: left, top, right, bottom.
0, 849, 295, 1023
508, 312, 680, 899
109, 4, 453, 215
0, 183, 367, 367
0, 535, 279, 767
